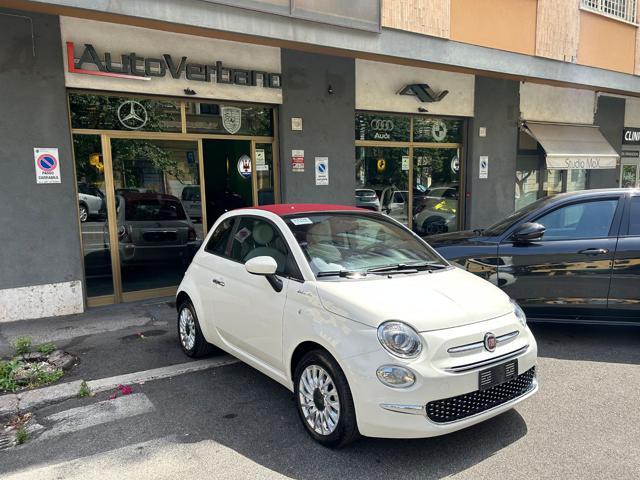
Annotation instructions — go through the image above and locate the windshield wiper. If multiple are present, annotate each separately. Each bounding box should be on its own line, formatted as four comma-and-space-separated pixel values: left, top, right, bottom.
316, 270, 367, 278
366, 262, 447, 273
473, 228, 485, 235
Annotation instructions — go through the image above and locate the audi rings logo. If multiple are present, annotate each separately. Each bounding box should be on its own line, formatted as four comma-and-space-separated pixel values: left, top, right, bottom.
117, 100, 148, 130
370, 119, 395, 131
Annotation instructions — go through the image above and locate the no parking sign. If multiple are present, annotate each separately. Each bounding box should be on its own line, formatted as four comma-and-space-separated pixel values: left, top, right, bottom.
34, 148, 61, 184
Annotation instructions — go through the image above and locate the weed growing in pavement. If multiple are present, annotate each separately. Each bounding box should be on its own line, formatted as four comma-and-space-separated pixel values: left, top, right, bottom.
78, 380, 91, 398
37, 342, 57, 355
0, 359, 63, 393
14, 337, 32, 356
15, 428, 29, 445
27, 364, 64, 389
0, 359, 21, 392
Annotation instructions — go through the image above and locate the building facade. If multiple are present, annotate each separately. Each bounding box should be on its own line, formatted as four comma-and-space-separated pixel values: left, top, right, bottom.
2, 0, 640, 321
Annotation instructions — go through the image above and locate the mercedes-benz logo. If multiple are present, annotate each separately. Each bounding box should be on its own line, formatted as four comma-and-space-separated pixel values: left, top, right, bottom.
117, 100, 148, 130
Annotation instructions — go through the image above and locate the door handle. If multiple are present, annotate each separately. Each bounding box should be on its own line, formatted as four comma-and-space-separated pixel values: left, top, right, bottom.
212, 278, 225, 287
578, 248, 609, 256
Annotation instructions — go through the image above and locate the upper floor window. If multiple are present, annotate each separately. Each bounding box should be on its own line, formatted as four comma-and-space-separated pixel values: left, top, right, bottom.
581, 0, 638, 24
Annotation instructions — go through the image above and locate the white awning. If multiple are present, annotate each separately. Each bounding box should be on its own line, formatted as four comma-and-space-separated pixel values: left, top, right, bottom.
524, 122, 619, 170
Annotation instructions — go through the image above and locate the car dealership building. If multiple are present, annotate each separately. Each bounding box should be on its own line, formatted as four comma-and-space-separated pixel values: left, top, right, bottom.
3, 0, 640, 321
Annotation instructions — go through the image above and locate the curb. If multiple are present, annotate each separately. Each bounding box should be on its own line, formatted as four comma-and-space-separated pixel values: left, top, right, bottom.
0, 356, 238, 422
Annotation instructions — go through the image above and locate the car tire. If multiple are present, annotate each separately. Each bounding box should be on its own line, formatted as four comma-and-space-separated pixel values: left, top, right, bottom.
294, 350, 360, 448
79, 203, 89, 223
177, 299, 214, 358
422, 215, 447, 235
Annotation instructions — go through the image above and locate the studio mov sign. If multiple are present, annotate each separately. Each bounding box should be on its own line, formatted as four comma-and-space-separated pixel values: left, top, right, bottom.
546, 156, 617, 170
66, 42, 282, 88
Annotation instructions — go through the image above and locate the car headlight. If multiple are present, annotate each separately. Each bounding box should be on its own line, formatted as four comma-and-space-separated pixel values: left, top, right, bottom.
510, 299, 526, 326
377, 321, 423, 358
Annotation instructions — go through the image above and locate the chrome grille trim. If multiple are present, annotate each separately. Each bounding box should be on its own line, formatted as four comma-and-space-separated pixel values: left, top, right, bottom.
447, 330, 520, 354
445, 345, 529, 373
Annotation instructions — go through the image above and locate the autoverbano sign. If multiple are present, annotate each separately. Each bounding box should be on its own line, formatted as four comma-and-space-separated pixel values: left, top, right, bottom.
66, 42, 282, 88
623, 127, 640, 145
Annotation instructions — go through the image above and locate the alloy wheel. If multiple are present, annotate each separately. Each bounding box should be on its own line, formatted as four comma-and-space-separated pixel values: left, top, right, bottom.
179, 307, 196, 351
79, 205, 88, 222
298, 365, 341, 435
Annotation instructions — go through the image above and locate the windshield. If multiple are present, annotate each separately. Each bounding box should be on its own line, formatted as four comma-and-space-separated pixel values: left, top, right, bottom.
285, 212, 446, 277
484, 196, 551, 236
123, 197, 187, 221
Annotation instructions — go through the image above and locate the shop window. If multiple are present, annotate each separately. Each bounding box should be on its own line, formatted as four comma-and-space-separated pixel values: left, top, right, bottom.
185, 102, 273, 136
69, 92, 181, 132
413, 148, 461, 235
355, 146, 409, 225
355, 113, 410, 142
73, 134, 113, 297
110, 139, 203, 294
413, 118, 464, 144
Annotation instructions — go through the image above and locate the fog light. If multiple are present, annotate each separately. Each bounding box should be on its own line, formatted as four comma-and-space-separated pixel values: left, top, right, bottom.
376, 365, 415, 388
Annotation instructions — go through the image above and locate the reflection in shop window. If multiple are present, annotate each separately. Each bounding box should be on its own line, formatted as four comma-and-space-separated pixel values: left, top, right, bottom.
355, 113, 410, 142
413, 148, 461, 236
73, 134, 114, 297
111, 139, 203, 293
412, 118, 464, 143
69, 92, 181, 132
355, 147, 409, 225
185, 102, 274, 136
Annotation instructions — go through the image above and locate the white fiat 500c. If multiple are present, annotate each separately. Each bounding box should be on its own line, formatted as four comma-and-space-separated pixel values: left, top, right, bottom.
176, 204, 538, 447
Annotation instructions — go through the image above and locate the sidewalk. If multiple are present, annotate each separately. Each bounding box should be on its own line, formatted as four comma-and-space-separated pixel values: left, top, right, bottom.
0, 297, 195, 387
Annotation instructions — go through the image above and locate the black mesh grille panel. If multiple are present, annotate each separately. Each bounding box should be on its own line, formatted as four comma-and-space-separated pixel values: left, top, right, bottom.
426, 367, 536, 423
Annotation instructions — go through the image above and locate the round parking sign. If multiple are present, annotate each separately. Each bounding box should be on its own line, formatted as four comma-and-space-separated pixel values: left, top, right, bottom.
37, 154, 58, 172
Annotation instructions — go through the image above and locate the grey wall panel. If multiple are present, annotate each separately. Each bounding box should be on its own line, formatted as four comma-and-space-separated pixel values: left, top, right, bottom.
592, 95, 625, 189
467, 77, 520, 229
278, 49, 355, 205
0, 9, 82, 290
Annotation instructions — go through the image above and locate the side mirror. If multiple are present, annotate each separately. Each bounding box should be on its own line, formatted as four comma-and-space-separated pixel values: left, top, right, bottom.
245, 256, 278, 276
511, 222, 545, 243
245, 256, 283, 292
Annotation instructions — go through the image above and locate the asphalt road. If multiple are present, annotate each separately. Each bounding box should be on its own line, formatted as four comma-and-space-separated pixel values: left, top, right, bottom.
1, 322, 639, 480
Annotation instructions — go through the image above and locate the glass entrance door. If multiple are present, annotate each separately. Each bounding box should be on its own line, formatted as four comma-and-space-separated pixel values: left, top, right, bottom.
110, 139, 203, 296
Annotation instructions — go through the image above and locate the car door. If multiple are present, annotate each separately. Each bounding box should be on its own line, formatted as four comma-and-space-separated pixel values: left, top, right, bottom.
607, 193, 640, 322
498, 196, 624, 321
198, 215, 293, 371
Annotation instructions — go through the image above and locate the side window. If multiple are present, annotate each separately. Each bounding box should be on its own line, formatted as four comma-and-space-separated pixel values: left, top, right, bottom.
205, 218, 235, 256
629, 197, 640, 236
230, 217, 299, 278
535, 200, 618, 240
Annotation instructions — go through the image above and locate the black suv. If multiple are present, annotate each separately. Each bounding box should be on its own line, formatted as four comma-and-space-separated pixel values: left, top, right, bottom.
428, 189, 640, 325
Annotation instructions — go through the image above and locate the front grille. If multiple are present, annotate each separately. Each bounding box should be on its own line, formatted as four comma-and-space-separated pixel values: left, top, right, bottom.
426, 367, 536, 424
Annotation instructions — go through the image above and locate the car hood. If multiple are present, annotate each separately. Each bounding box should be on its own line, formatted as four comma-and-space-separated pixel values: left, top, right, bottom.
314, 267, 511, 332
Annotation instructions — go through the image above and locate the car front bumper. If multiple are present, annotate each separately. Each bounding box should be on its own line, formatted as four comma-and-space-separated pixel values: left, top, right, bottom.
343, 315, 538, 439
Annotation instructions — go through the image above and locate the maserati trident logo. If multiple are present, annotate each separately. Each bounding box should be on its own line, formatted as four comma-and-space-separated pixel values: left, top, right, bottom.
221, 106, 242, 134
117, 100, 148, 130
484, 332, 497, 352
